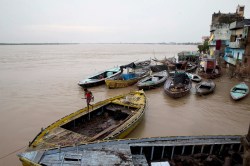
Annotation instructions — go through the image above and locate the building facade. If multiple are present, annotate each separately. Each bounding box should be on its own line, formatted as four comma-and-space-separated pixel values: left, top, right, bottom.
224, 20, 250, 65
209, 5, 245, 58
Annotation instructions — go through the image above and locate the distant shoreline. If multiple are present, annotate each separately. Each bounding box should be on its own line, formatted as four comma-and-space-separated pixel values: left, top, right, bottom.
0, 43, 79, 45
0, 42, 199, 45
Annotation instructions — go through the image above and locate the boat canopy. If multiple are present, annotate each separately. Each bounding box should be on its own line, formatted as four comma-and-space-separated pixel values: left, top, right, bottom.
120, 62, 136, 70
174, 72, 189, 85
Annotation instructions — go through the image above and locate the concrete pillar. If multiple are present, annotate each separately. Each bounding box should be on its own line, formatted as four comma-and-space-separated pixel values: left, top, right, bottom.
241, 123, 250, 166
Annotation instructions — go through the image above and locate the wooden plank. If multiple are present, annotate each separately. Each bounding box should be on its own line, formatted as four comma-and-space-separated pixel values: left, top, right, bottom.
33, 151, 45, 163
88, 124, 119, 141
132, 155, 148, 166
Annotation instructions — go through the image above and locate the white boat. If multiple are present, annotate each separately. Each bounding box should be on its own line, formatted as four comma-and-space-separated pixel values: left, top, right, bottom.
186, 72, 202, 82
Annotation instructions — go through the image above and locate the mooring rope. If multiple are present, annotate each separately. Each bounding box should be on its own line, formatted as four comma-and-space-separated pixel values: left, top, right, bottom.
0, 145, 27, 160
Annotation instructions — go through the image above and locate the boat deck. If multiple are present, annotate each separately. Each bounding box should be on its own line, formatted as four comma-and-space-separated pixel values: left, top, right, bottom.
20, 135, 243, 166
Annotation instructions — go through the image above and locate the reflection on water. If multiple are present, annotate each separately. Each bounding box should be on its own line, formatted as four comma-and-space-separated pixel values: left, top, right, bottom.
0, 44, 249, 165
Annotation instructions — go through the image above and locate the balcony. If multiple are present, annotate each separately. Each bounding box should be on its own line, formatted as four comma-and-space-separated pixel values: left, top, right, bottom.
228, 39, 246, 48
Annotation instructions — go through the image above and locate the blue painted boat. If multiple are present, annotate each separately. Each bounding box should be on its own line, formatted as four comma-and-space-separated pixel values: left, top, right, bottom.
18, 135, 242, 166
78, 67, 121, 88
230, 82, 249, 100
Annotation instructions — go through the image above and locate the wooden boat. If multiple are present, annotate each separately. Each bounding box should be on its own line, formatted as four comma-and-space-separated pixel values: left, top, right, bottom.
186, 72, 202, 82
164, 72, 192, 98
150, 64, 168, 72
78, 67, 121, 87
230, 82, 249, 100
185, 63, 197, 73
135, 59, 151, 69
137, 70, 169, 90
18, 135, 243, 166
195, 80, 216, 95
152, 56, 176, 64
26, 90, 146, 151
175, 61, 187, 70
178, 51, 200, 64
198, 58, 221, 79
105, 62, 150, 89
198, 66, 221, 79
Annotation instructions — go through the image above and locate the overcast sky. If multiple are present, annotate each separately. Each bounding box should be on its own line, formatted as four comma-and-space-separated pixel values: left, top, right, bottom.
0, 0, 249, 43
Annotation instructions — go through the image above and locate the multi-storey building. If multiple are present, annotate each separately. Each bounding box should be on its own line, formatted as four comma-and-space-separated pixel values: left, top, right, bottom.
224, 19, 250, 65
209, 5, 245, 57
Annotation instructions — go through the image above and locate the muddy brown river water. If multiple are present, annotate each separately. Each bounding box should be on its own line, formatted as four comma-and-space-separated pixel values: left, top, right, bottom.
0, 44, 249, 165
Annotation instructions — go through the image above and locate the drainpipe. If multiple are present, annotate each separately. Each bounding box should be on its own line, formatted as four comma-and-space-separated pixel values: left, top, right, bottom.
241, 123, 250, 166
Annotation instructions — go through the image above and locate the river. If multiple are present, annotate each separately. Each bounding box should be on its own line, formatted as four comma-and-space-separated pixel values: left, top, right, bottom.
0, 44, 249, 165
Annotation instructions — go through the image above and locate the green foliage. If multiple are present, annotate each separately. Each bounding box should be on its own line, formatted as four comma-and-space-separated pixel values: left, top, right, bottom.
198, 39, 209, 53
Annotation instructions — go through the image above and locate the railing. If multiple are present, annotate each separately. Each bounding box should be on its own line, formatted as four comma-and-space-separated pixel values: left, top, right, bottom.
130, 136, 242, 163
229, 42, 245, 48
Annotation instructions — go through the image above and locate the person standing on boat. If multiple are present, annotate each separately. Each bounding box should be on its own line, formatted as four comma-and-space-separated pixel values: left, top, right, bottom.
83, 88, 94, 110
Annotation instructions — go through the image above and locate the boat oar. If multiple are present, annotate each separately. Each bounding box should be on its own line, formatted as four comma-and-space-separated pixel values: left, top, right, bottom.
87, 105, 90, 120
82, 97, 91, 120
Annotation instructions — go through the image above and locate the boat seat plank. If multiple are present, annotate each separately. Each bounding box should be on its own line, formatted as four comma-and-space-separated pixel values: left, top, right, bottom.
234, 90, 246, 94
88, 124, 120, 141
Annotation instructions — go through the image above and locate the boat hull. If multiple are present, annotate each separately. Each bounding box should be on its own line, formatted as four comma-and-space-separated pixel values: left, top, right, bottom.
164, 87, 191, 98
19, 135, 242, 166
105, 70, 150, 89
198, 66, 221, 79
78, 79, 105, 88
186, 72, 202, 83
137, 70, 169, 90
164, 76, 192, 99
150, 64, 168, 72
230, 82, 249, 100
195, 80, 216, 95
78, 67, 121, 88
26, 90, 146, 151
105, 78, 141, 89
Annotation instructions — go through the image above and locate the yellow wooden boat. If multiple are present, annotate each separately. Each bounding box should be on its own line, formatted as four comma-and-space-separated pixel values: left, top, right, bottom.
105, 70, 150, 89
105, 62, 150, 89
26, 90, 146, 152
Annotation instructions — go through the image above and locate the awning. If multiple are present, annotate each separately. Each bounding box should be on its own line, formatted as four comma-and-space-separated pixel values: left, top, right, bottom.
208, 34, 214, 42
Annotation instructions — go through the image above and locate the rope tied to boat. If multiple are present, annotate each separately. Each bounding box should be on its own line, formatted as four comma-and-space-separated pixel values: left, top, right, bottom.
0, 145, 27, 160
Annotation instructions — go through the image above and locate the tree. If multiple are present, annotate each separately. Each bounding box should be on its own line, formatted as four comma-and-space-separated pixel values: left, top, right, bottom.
197, 39, 209, 53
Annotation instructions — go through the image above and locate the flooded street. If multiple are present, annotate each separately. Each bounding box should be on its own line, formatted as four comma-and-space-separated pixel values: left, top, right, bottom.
0, 44, 249, 165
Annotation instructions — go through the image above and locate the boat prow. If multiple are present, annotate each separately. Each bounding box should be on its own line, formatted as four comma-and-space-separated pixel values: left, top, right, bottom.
78, 67, 121, 87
